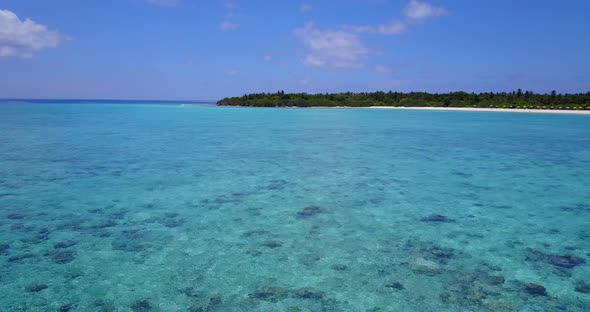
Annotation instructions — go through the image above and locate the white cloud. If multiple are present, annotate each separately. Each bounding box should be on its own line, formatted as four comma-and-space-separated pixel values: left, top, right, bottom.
0, 9, 63, 58
342, 20, 407, 35
375, 64, 392, 74
404, 0, 446, 21
226, 69, 239, 76
293, 1, 446, 70
301, 4, 313, 13
295, 23, 368, 69
263, 55, 272, 61
220, 21, 240, 31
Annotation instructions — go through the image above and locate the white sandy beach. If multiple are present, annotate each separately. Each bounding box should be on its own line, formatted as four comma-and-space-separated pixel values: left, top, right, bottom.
369, 106, 590, 115
211, 104, 590, 115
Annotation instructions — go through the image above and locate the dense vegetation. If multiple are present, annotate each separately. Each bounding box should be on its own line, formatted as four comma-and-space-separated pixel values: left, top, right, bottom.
218, 90, 590, 110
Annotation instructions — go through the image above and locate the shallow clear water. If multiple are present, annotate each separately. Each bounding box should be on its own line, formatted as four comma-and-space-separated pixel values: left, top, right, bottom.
1, 102, 589, 311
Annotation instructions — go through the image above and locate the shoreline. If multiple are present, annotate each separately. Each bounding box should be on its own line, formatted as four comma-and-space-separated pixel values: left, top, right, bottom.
368, 106, 590, 115
215, 105, 590, 115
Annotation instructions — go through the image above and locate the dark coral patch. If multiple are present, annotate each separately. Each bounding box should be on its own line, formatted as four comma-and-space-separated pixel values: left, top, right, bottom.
548, 254, 585, 269
262, 240, 283, 248
52, 250, 76, 264
525, 248, 585, 269
385, 282, 405, 290
26, 283, 48, 292
575, 281, 590, 294
0, 243, 9, 255
331, 264, 348, 271
241, 229, 270, 237
424, 246, 454, 264
36, 228, 50, 241
420, 214, 454, 222
8, 253, 35, 263
160, 217, 184, 228
57, 303, 76, 312
248, 286, 289, 302
297, 206, 322, 218
6, 212, 25, 220
523, 283, 547, 296
131, 299, 153, 312
267, 179, 288, 190
293, 288, 324, 300
54, 240, 79, 249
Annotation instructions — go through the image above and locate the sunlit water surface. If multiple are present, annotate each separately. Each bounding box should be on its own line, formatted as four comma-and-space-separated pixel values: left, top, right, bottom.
1, 102, 589, 311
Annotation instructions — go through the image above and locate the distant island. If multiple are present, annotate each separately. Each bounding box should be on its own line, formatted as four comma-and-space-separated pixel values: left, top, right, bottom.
217, 90, 590, 110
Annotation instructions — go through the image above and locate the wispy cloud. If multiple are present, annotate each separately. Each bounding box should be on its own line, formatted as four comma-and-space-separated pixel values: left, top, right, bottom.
342, 20, 407, 35
220, 1, 240, 32
220, 21, 240, 31
0, 9, 64, 58
263, 55, 272, 61
404, 0, 447, 21
375, 64, 393, 74
224, 1, 238, 10
226, 69, 239, 76
301, 3, 313, 13
295, 23, 369, 69
144, 0, 179, 7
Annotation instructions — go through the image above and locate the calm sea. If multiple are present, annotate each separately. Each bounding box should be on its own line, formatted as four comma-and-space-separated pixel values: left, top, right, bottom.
1, 101, 589, 311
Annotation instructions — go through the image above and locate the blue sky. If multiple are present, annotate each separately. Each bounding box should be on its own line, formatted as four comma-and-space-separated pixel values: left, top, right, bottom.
0, 0, 589, 100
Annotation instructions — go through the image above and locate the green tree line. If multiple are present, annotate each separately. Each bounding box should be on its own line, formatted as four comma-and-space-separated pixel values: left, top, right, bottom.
217, 90, 590, 110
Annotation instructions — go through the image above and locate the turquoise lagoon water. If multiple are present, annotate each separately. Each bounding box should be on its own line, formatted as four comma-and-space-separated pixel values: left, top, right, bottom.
0, 102, 589, 311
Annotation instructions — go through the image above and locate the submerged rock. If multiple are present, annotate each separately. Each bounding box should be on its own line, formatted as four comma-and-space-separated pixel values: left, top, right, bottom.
26, 283, 48, 292
54, 240, 79, 249
525, 248, 586, 269
6, 212, 25, 220
164, 212, 179, 218
52, 250, 76, 264
262, 240, 283, 248
297, 206, 322, 218
548, 254, 585, 268
420, 214, 453, 222
248, 286, 289, 302
293, 288, 324, 300
131, 299, 153, 312
523, 283, 547, 296
0, 243, 9, 255
267, 179, 288, 190
424, 246, 454, 264
8, 253, 35, 263
36, 228, 50, 241
241, 229, 270, 237
57, 303, 76, 312
575, 281, 590, 294
385, 282, 405, 290
331, 264, 349, 271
